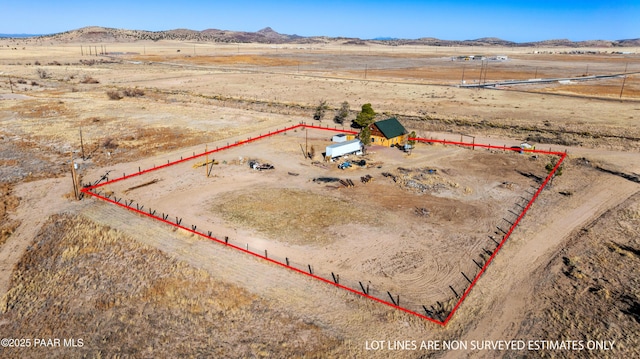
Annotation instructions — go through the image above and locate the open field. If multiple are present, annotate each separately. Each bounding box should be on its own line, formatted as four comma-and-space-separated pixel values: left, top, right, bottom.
1, 40, 639, 357
94, 127, 550, 318
1, 214, 344, 358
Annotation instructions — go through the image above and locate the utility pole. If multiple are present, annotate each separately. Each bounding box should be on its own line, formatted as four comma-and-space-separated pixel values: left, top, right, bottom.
8, 78, 13, 93
461, 64, 466, 84
483, 60, 489, 84
619, 63, 629, 99
619, 76, 627, 99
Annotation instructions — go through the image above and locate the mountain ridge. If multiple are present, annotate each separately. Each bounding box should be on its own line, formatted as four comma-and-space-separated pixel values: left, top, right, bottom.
6, 26, 639, 47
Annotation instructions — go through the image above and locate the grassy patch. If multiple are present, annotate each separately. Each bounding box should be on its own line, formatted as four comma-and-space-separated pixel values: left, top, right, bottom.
213, 188, 375, 245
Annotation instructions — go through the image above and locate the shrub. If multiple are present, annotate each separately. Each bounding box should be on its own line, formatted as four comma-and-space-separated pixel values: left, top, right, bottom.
122, 88, 144, 97
313, 100, 328, 122
334, 101, 350, 124
36, 68, 49, 79
102, 137, 118, 149
80, 75, 99, 84
106, 90, 122, 100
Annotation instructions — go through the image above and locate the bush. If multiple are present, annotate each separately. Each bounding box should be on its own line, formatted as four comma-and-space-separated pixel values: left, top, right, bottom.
80, 75, 99, 84
122, 88, 144, 97
106, 90, 122, 100
102, 137, 118, 149
334, 101, 350, 124
313, 100, 328, 122
36, 68, 49, 79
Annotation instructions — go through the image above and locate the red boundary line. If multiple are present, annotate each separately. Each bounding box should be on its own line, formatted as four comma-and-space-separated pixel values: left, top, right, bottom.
81, 124, 565, 326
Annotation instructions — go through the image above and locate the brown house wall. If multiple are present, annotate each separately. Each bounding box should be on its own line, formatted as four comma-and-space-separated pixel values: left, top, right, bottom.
370, 124, 385, 138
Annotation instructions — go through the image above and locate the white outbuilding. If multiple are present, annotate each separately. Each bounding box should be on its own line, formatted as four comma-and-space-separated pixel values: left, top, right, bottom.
331, 133, 348, 142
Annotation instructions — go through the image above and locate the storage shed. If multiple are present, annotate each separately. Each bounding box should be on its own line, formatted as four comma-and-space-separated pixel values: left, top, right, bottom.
331, 133, 355, 142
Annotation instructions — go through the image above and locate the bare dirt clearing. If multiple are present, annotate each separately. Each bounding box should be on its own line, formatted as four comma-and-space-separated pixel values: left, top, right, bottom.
97, 128, 551, 317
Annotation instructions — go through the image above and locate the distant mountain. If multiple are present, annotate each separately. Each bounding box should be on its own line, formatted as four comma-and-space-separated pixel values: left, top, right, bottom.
31, 26, 319, 44
615, 38, 640, 47
19, 26, 640, 48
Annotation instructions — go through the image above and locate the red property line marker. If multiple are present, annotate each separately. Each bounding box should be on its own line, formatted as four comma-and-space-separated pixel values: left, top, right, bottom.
81, 187, 444, 326
82, 126, 564, 326
87, 123, 358, 191
439, 151, 566, 325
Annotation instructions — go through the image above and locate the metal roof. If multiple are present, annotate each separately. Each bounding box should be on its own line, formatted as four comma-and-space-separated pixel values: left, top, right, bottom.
326, 138, 361, 149
373, 117, 407, 139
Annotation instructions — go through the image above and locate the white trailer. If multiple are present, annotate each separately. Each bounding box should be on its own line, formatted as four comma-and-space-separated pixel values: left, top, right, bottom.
325, 139, 362, 159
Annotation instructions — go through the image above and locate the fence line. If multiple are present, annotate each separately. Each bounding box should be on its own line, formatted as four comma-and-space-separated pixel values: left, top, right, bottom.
81, 125, 566, 326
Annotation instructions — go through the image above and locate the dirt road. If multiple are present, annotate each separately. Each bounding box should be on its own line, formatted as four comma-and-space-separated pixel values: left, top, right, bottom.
443, 174, 639, 358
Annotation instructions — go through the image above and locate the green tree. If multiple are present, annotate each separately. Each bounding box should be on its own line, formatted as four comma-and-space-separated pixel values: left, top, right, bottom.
545, 157, 564, 187
313, 99, 328, 122
359, 126, 372, 146
334, 101, 350, 124
408, 131, 417, 146
354, 103, 376, 128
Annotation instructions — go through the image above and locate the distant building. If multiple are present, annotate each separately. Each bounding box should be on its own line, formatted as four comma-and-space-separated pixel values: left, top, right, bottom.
368, 117, 409, 147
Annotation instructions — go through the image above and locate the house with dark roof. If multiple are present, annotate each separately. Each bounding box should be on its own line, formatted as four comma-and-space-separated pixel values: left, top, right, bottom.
368, 117, 408, 147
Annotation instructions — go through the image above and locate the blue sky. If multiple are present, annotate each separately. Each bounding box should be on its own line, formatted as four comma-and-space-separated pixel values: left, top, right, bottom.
2, 1, 638, 42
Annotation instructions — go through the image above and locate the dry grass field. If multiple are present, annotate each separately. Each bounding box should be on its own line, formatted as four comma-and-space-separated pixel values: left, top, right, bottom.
1, 38, 639, 357
515, 191, 640, 356
1, 214, 343, 358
